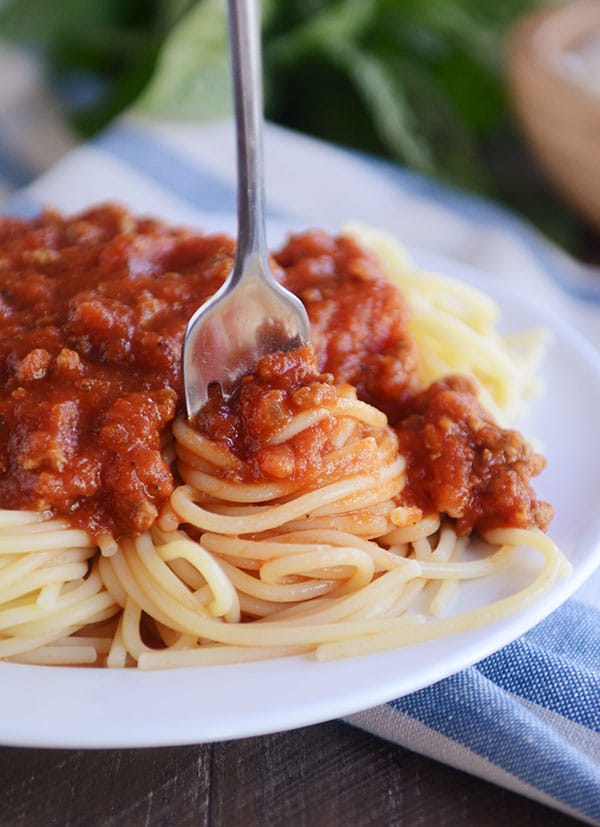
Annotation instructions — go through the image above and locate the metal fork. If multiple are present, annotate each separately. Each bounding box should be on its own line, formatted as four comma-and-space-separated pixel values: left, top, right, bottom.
182, 0, 311, 419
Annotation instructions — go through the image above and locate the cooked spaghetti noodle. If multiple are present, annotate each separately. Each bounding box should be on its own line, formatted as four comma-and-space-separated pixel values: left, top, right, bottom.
0, 205, 568, 668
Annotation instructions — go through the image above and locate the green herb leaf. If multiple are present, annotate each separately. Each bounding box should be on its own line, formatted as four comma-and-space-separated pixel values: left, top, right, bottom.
136, 0, 232, 120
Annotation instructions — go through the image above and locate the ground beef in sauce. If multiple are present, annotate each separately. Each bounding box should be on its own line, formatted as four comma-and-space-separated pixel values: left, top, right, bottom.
0, 204, 552, 538
195, 345, 389, 489
198, 346, 341, 481
274, 230, 419, 420
395, 375, 553, 534
0, 204, 235, 537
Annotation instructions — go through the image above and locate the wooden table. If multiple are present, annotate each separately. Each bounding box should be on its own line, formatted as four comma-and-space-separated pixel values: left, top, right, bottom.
0, 721, 582, 825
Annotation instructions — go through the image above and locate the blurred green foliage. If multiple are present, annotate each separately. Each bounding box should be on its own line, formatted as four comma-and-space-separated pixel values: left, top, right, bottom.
0, 0, 580, 247
0, 0, 193, 133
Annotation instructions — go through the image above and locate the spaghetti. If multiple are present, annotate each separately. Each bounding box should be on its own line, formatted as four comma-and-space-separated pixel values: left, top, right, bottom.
0, 205, 568, 668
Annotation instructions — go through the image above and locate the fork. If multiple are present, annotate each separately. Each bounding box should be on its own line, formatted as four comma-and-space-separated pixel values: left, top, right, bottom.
182, 0, 311, 419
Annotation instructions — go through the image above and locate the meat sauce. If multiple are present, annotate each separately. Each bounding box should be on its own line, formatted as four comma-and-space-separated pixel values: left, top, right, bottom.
197, 347, 335, 463
395, 375, 552, 534
196, 345, 383, 487
0, 204, 551, 538
276, 229, 418, 419
0, 205, 234, 536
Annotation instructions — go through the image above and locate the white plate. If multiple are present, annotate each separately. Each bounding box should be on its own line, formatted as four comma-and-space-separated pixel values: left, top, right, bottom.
1, 235, 600, 749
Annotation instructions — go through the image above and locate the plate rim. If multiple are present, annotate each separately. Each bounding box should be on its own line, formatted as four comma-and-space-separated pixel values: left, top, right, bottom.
1, 241, 600, 749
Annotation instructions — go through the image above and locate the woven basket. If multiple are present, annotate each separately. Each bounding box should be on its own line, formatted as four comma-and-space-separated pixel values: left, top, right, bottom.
508, 0, 600, 232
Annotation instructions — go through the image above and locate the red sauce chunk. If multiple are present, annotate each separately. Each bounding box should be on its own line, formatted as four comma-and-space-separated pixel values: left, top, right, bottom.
0, 205, 234, 537
275, 230, 418, 419
195, 345, 383, 486
0, 205, 552, 538
395, 376, 553, 535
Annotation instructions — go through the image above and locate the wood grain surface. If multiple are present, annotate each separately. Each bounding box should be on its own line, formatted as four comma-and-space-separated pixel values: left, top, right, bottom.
0, 722, 583, 826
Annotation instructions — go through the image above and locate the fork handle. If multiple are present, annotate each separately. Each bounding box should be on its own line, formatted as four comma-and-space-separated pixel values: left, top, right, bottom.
227, 0, 269, 279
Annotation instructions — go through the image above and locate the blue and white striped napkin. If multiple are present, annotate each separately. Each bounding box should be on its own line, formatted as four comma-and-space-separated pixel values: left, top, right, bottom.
2, 63, 600, 826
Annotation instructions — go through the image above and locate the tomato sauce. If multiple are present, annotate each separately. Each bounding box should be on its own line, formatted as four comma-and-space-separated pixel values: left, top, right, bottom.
196, 345, 385, 487
0, 205, 551, 538
0, 205, 234, 537
395, 376, 552, 534
275, 230, 418, 420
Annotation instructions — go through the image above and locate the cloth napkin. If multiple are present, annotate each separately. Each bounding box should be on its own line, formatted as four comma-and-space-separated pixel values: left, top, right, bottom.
2, 56, 600, 827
